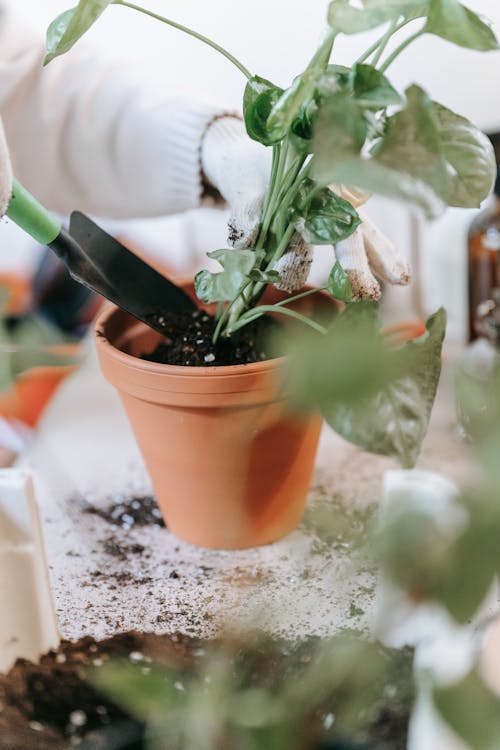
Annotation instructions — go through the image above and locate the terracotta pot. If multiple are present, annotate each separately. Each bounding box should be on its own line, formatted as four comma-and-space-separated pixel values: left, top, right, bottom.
0, 344, 82, 428
94, 288, 329, 549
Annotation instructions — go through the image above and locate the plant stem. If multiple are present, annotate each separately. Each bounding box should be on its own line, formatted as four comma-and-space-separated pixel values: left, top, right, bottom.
229, 305, 328, 335
115, 0, 252, 79
371, 19, 398, 67
379, 29, 425, 73
212, 280, 253, 344
355, 17, 415, 65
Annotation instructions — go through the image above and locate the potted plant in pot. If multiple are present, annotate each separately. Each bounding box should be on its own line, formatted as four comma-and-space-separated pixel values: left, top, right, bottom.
44, 0, 497, 549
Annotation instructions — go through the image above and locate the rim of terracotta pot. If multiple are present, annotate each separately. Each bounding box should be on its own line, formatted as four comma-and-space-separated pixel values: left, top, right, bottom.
94, 303, 294, 407
95, 302, 286, 379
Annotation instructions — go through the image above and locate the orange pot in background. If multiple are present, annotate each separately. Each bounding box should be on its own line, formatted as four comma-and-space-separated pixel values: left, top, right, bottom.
0, 362, 78, 428
95, 296, 326, 550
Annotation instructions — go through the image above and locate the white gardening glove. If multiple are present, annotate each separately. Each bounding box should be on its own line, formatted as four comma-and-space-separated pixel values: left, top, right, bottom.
335, 210, 411, 301
201, 116, 410, 298
201, 116, 271, 249
0, 117, 12, 218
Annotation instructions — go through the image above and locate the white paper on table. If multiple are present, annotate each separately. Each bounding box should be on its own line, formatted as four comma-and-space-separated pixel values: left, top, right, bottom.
0, 468, 59, 673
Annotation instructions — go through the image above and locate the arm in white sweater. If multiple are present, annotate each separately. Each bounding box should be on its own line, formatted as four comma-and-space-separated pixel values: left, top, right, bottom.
0, 3, 219, 218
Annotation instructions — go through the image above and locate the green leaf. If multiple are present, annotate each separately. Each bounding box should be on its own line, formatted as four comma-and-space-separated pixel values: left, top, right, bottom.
352, 64, 404, 109
194, 249, 256, 304
45, 1, 115, 64
432, 101, 497, 207
375, 85, 450, 204
434, 671, 500, 750
424, 0, 498, 51
289, 180, 361, 244
325, 261, 352, 302
324, 308, 446, 467
243, 76, 284, 146
328, 0, 429, 34
311, 92, 369, 166
92, 661, 182, 721
266, 70, 319, 142
284, 301, 399, 411
312, 154, 446, 219
312, 84, 449, 218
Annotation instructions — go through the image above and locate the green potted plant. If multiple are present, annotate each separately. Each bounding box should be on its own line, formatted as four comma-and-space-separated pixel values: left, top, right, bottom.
44, 0, 497, 548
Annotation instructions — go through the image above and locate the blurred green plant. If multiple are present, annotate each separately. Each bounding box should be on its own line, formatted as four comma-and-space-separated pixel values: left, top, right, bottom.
91, 633, 414, 750
0, 285, 79, 391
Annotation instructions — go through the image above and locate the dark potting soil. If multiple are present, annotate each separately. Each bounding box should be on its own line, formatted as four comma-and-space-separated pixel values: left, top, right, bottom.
143, 308, 281, 367
0, 631, 413, 750
80, 494, 165, 529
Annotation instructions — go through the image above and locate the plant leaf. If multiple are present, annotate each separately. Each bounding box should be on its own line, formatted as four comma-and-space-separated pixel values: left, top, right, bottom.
352, 64, 404, 109
194, 249, 256, 304
243, 76, 284, 146
323, 308, 446, 468
289, 180, 361, 245
45, 1, 115, 64
434, 671, 500, 750
432, 101, 496, 207
325, 261, 352, 302
312, 84, 450, 218
328, 0, 429, 34
375, 85, 450, 204
424, 0, 498, 51
266, 70, 319, 143
312, 154, 446, 219
311, 92, 369, 167
284, 301, 399, 410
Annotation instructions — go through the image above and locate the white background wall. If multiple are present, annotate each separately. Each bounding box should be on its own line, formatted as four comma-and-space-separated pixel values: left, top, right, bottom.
5, 0, 500, 338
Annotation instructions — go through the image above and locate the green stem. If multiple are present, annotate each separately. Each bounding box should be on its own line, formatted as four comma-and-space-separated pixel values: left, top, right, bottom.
272, 286, 326, 308
355, 16, 415, 65
229, 305, 328, 336
115, 0, 252, 79
379, 29, 425, 73
212, 280, 253, 344
371, 18, 398, 67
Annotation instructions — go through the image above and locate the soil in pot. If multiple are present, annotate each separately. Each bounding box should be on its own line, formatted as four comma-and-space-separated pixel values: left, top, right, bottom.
0, 631, 412, 750
143, 308, 281, 367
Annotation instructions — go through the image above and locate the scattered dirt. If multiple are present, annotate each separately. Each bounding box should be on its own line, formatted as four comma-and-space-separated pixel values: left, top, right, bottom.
80, 495, 165, 529
0, 632, 412, 750
143, 308, 280, 367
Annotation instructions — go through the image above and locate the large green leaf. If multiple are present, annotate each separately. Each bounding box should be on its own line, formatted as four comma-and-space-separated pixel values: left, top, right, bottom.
313, 84, 474, 218
323, 308, 446, 468
328, 0, 429, 33
312, 154, 446, 219
45, 1, 115, 64
194, 249, 256, 304
432, 101, 496, 207
375, 85, 450, 204
243, 76, 284, 146
284, 301, 400, 410
310, 92, 369, 166
434, 672, 500, 750
424, 0, 498, 51
289, 179, 361, 245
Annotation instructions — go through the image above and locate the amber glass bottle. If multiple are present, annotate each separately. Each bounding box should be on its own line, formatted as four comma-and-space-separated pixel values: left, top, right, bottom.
468, 133, 500, 344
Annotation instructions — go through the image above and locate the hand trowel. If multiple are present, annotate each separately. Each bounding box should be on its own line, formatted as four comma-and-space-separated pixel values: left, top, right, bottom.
5, 179, 196, 331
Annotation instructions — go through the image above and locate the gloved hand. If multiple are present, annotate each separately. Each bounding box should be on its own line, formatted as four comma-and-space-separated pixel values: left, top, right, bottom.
0, 118, 12, 218
201, 116, 410, 300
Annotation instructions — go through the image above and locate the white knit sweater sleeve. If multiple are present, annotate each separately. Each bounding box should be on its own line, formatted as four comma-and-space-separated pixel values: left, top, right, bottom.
0, 4, 220, 218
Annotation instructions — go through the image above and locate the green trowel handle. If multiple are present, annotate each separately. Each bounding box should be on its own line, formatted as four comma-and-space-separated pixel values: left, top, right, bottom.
6, 178, 61, 245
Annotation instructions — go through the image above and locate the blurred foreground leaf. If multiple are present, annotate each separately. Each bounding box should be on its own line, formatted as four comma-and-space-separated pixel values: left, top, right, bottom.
434, 671, 500, 750
283, 304, 446, 467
